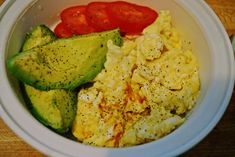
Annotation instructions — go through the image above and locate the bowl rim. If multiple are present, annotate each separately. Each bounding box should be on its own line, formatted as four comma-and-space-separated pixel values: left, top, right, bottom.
0, 0, 234, 157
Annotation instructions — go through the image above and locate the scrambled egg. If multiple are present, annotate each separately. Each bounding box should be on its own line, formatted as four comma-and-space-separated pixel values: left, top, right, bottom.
72, 10, 200, 147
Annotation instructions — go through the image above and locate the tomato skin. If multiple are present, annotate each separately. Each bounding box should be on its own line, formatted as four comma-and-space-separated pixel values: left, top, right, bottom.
54, 22, 73, 38
60, 5, 97, 35
107, 1, 158, 34
86, 2, 118, 32
55, 1, 158, 36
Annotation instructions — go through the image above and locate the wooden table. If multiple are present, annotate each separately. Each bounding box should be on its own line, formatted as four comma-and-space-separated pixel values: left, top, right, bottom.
0, 0, 234, 157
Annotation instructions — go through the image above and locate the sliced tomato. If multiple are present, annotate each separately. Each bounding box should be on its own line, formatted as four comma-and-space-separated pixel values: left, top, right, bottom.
107, 1, 158, 34
60, 5, 97, 35
54, 22, 73, 38
86, 2, 118, 32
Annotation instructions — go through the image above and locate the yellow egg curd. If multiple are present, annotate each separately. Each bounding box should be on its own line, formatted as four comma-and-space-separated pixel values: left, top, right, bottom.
72, 10, 200, 147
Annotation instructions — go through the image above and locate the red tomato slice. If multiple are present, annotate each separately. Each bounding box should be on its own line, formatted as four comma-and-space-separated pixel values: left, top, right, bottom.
107, 1, 158, 34
86, 2, 118, 32
54, 22, 73, 38
60, 5, 97, 35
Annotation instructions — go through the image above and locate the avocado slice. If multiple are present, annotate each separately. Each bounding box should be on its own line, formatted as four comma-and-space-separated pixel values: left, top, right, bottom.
7, 29, 123, 90
22, 85, 76, 133
20, 25, 76, 133
21, 24, 57, 51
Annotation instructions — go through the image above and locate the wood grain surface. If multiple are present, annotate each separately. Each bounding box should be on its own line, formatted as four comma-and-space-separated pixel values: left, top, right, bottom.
0, 0, 235, 157
205, 0, 235, 36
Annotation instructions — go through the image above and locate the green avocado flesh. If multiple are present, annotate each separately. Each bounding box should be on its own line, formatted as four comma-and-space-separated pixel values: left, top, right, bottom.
20, 25, 76, 133
7, 29, 123, 90
21, 24, 57, 51
23, 85, 76, 133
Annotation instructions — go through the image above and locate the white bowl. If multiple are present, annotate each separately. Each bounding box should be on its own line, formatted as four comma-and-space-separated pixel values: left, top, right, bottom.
0, 0, 234, 157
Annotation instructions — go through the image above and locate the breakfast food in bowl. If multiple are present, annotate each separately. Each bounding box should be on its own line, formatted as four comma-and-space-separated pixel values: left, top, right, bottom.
6, 1, 200, 147
72, 10, 200, 147
0, 0, 234, 156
